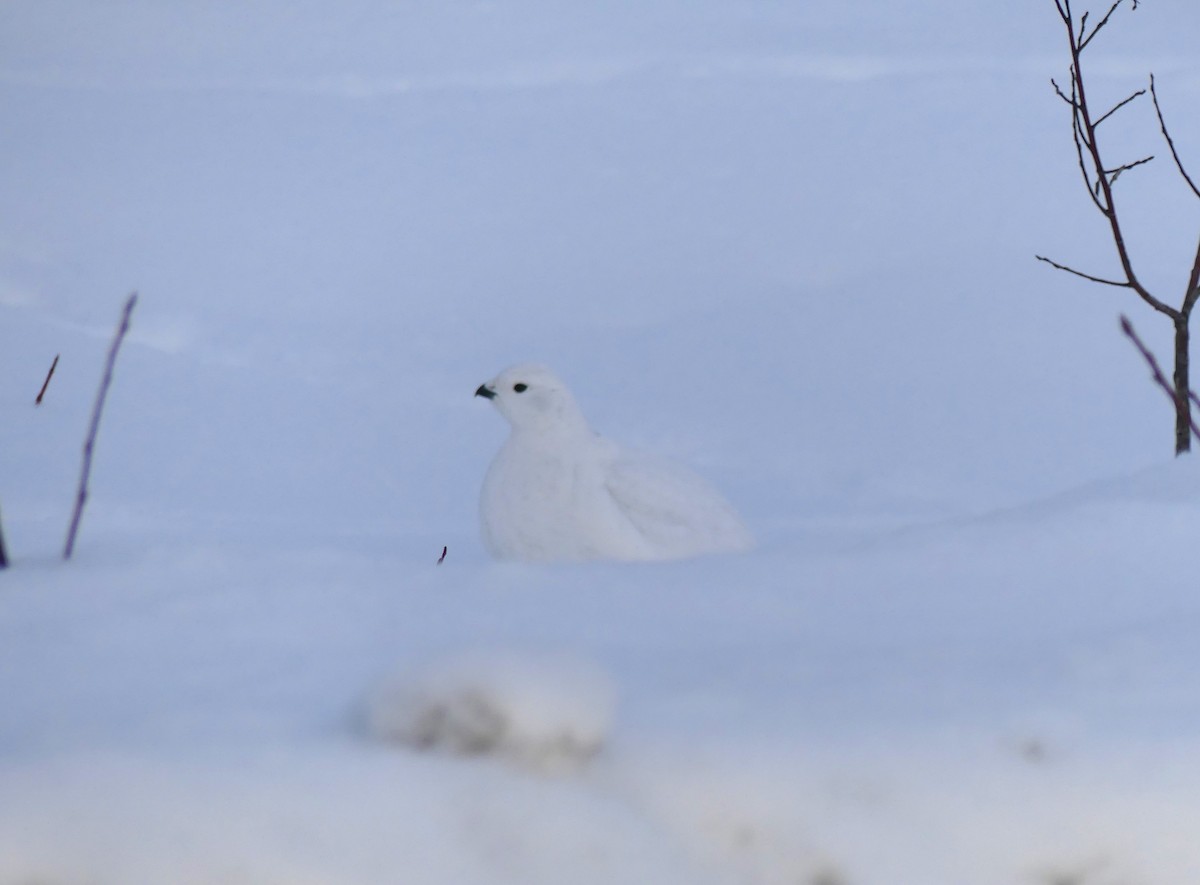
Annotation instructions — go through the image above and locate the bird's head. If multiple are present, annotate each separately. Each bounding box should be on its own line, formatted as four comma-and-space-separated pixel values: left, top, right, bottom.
475, 363, 590, 436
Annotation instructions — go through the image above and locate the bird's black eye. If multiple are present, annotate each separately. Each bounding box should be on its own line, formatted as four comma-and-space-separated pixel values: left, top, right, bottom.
513, 383, 528, 393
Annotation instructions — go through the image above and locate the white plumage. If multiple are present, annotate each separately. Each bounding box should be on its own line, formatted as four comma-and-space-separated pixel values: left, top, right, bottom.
475, 363, 754, 562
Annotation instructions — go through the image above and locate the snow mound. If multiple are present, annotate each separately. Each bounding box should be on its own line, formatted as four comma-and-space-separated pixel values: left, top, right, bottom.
366, 649, 617, 774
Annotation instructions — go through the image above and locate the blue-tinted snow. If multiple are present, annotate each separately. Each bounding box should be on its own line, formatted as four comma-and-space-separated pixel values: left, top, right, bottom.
2, 2, 1200, 882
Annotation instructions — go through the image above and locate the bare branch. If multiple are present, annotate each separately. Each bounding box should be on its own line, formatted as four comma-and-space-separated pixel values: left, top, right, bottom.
0, 503, 8, 569
1068, 83, 1108, 212
35, 354, 59, 405
1105, 154, 1154, 185
1079, 0, 1126, 50
1185, 235, 1200, 316
1050, 5, 1179, 317
1047, 1, 1194, 452
1148, 74, 1200, 317
1120, 314, 1200, 441
1149, 74, 1200, 201
1037, 254, 1132, 288
1094, 88, 1145, 127
64, 292, 138, 561
1051, 77, 1078, 107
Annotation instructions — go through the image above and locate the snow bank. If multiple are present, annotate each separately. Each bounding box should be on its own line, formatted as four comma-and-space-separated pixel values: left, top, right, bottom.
0, 748, 708, 885
3, 1, 1200, 883
366, 648, 616, 774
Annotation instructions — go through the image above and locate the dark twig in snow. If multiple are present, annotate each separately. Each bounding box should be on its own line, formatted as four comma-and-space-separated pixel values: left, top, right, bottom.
0, 503, 9, 569
63, 292, 138, 561
36, 354, 59, 406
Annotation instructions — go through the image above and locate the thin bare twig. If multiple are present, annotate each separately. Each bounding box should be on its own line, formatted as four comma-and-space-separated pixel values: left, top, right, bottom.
1146, 76, 1200, 317
1079, 0, 1125, 51
1047, 1, 1194, 452
1120, 314, 1200, 441
63, 292, 138, 561
1185, 236, 1200, 316
0, 503, 9, 569
35, 354, 59, 406
1094, 88, 1145, 128
1048, 0, 1178, 319
1058, 73, 1109, 212
1050, 77, 1077, 107
1036, 254, 1131, 288
1104, 154, 1154, 185
1149, 74, 1200, 200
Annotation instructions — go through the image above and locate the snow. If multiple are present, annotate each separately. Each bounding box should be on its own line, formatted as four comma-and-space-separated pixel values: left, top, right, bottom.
2, 1, 1200, 882
366, 648, 616, 771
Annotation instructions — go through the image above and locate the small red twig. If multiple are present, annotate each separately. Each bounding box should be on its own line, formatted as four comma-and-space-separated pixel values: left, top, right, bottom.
35, 354, 59, 405
1120, 314, 1200, 441
0, 503, 9, 569
63, 292, 138, 561
437, 546, 448, 565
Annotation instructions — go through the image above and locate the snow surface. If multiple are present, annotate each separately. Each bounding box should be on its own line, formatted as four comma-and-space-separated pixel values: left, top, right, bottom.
3, 1, 1200, 883
366, 648, 616, 772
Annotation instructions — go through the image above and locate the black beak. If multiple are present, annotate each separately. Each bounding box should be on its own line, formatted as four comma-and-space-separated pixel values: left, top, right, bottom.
475, 384, 496, 399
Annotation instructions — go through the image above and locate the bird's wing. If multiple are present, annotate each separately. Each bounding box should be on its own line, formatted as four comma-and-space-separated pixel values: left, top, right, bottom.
600, 443, 753, 558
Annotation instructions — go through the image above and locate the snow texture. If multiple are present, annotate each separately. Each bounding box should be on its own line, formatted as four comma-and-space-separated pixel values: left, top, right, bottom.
476, 363, 755, 562
2, 0, 1200, 883
366, 648, 616, 773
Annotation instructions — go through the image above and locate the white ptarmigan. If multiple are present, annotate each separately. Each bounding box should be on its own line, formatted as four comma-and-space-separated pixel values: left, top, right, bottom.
474, 363, 754, 562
